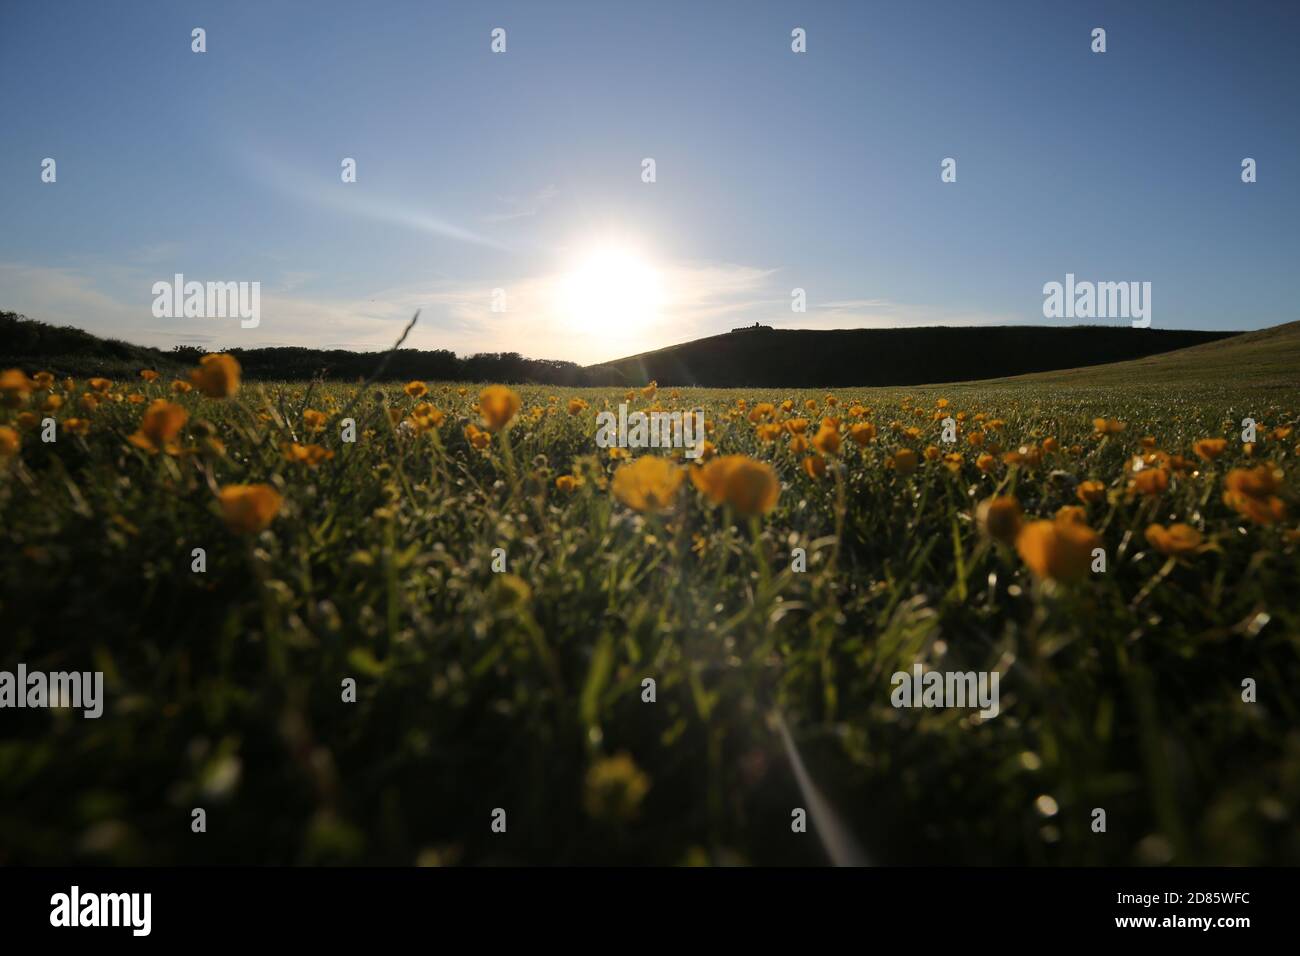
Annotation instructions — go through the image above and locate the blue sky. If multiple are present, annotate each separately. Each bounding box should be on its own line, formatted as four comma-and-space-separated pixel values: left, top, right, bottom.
2, 0, 1297, 364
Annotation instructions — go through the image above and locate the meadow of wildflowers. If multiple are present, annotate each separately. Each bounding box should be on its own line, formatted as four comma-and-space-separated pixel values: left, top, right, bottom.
1, 356, 1297, 865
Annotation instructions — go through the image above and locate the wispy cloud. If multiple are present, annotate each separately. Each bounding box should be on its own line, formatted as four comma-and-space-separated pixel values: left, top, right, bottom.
240, 150, 510, 251
483, 185, 559, 224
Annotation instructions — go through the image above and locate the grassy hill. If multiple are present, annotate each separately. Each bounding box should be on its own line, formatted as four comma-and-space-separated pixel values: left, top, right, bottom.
0, 312, 178, 378
984, 319, 1300, 386
587, 325, 1239, 388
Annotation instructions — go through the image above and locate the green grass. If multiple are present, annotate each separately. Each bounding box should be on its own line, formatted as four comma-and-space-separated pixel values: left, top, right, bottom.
2, 371, 1299, 865
987, 319, 1300, 386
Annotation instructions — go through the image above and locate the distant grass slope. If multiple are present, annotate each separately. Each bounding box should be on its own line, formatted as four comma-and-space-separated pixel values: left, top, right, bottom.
587, 325, 1239, 388
985, 319, 1300, 386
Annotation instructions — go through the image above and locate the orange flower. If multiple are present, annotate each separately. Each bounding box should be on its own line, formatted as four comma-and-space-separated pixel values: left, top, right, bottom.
801, 455, 827, 479
1129, 466, 1170, 496
977, 495, 1022, 544
975, 452, 996, 473
218, 484, 283, 534
404, 381, 428, 398
281, 442, 335, 467
139, 369, 160, 382
1223, 465, 1287, 525
190, 354, 241, 398
41, 394, 63, 412
889, 448, 919, 475
691, 455, 781, 515
1015, 520, 1101, 582
1093, 418, 1125, 436
812, 423, 841, 456
1076, 479, 1106, 504
302, 409, 329, 432
171, 380, 193, 394
1145, 523, 1204, 556
87, 377, 113, 393
478, 385, 521, 431
641, 381, 658, 399
1054, 505, 1088, 525
0, 426, 19, 456
568, 398, 588, 415
464, 423, 491, 450
0, 369, 33, 407
555, 474, 584, 493
1193, 438, 1228, 461
612, 456, 685, 513
127, 399, 188, 454
62, 418, 90, 436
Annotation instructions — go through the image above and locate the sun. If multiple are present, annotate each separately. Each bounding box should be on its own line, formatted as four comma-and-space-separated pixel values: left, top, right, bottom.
559, 245, 664, 335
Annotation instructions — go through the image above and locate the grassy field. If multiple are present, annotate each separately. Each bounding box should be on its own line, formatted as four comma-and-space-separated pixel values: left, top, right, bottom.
2, 351, 1299, 866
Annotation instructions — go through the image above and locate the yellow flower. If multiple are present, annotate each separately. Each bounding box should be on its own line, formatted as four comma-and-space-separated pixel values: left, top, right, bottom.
1145, 523, 1204, 556
302, 409, 329, 432
406, 404, 446, 433
691, 455, 781, 516
641, 381, 658, 399
975, 452, 996, 473
1015, 520, 1101, 582
612, 456, 685, 513
755, 423, 783, 442
977, 495, 1022, 544
0, 426, 19, 456
1223, 465, 1286, 525
555, 474, 584, 493
139, 369, 160, 382
478, 385, 521, 431
127, 399, 188, 454
568, 398, 588, 415
190, 354, 241, 398
1076, 480, 1106, 504
218, 484, 283, 534
583, 752, 650, 823
404, 381, 428, 398
464, 423, 492, 450
1193, 438, 1228, 461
